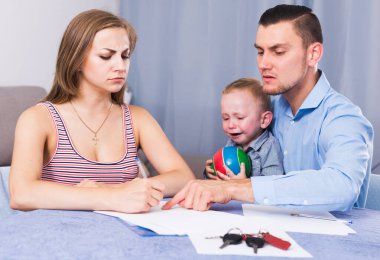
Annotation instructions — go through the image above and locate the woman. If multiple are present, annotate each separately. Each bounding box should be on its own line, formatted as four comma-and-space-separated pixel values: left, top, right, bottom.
9, 9, 194, 213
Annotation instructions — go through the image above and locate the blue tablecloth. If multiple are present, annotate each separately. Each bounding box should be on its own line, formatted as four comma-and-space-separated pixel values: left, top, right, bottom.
0, 202, 379, 259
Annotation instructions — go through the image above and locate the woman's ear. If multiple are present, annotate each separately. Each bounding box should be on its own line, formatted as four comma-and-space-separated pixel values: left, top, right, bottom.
260, 111, 273, 129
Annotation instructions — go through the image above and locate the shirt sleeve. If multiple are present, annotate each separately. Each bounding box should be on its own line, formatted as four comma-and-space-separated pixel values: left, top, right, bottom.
252, 106, 373, 212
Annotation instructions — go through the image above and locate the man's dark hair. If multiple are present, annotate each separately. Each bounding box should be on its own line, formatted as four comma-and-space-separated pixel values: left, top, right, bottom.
259, 4, 323, 48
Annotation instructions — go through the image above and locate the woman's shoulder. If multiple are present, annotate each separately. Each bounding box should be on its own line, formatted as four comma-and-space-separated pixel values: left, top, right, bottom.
127, 104, 153, 119
127, 104, 148, 113
17, 102, 52, 129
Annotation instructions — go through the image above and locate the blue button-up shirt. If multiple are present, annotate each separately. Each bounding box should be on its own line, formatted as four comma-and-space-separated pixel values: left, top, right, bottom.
251, 71, 374, 211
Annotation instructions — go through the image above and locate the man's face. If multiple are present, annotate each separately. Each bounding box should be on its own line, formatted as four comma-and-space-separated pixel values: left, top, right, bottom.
255, 21, 308, 95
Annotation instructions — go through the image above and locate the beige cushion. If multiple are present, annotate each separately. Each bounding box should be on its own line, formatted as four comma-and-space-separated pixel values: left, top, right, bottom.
0, 86, 47, 166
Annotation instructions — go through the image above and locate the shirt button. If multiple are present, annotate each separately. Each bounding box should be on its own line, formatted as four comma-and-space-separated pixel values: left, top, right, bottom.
290, 120, 295, 125
263, 198, 270, 205
303, 200, 309, 205
283, 150, 288, 156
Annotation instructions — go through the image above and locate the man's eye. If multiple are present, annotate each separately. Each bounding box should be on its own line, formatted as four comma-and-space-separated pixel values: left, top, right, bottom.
275, 51, 285, 56
257, 51, 264, 56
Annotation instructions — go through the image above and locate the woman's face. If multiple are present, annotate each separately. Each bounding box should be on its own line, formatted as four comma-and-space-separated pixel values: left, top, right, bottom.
80, 27, 130, 94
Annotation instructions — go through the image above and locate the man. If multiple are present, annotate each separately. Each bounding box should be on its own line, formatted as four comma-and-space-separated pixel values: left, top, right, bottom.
163, 4, 373, 212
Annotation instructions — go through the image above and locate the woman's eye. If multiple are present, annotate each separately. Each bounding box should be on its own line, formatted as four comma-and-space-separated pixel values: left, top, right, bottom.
100, 56, 111, 60
122, 55, 130, 60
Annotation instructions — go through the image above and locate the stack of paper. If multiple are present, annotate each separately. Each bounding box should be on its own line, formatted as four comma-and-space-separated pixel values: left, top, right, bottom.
96, 202, 312, 257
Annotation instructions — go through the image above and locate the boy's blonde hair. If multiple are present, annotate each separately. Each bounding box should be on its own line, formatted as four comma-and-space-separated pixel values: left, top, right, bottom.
222, 78, 271, 112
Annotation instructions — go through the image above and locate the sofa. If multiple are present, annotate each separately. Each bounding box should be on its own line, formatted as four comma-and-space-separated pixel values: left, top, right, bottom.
0, 86, 47, 218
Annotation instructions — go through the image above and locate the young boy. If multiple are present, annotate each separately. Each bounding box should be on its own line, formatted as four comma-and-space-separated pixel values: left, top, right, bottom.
205, 78, 283, 179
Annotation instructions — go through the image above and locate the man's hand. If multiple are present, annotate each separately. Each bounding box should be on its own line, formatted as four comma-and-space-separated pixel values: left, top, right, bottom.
162, 178, 254, 211
162, 179, 231, 211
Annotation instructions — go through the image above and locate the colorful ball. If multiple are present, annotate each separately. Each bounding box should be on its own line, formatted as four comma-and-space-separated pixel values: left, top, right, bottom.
211, 147, 252, 177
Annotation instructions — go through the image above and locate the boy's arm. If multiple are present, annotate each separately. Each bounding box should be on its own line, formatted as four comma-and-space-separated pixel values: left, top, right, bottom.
258, 134, 284, 176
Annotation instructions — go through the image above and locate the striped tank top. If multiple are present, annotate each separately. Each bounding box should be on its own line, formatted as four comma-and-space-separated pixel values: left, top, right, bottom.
41, 101, 138, 185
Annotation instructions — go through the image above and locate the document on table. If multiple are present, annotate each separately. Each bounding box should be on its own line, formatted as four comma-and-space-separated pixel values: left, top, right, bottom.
96, 201, 312, 257
96, 201, 247, 235
242, 204, 355, 235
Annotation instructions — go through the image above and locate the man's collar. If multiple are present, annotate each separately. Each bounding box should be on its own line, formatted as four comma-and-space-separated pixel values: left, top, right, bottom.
298, 70, 331, 110
281, 70, 331, 119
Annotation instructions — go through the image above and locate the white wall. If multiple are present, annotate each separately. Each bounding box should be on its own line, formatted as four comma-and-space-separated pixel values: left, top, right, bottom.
0, 0, 119, 91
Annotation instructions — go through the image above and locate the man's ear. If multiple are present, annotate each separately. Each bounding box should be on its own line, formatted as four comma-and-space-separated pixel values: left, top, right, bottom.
260, 111, 273, 129
307, 42, 323, 66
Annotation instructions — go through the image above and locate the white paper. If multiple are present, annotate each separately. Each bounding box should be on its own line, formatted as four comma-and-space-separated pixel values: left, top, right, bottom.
189, 228, 312, 258
242, 204, 355, 235
96, 202, 249, 235
96, 202, 313, 258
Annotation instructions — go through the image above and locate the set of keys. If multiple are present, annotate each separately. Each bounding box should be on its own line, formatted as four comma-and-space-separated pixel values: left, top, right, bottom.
206, 228, 291, 254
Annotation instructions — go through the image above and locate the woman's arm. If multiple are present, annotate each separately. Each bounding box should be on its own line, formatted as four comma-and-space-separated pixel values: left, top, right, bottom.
9, 105, 164, 213
130, 105, 195, 196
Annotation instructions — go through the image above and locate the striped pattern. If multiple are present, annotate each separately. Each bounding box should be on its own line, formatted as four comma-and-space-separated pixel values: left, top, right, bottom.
41, 102, 138, 185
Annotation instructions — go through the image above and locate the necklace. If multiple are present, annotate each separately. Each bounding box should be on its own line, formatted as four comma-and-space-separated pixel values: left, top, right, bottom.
70, 100, 113, 145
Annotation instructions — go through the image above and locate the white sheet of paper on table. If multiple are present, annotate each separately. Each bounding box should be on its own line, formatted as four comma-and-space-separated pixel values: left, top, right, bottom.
96, 201, 312, 257
242, 204, 355, 235
96, 202, 248, 235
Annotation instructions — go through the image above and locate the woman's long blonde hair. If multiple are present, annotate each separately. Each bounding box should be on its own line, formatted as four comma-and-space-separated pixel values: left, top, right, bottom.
44, 9, 137, 104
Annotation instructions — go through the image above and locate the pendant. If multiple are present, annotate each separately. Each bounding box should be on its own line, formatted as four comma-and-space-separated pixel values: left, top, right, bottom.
93, 134, 99, 145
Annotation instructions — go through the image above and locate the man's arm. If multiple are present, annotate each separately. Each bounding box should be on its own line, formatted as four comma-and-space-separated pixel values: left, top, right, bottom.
253, 106, 373, 211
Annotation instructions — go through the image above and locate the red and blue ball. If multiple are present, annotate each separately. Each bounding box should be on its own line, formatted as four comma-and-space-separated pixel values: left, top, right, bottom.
211, 147, 252, 177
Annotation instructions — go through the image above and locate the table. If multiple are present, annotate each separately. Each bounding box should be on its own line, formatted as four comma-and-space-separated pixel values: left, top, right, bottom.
0, 202, 379, 259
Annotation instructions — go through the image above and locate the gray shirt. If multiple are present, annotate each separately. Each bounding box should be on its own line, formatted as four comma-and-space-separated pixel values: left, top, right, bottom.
226, 129, 284, 176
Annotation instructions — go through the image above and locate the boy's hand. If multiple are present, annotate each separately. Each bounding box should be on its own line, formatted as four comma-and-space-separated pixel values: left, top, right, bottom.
205, 159, 219, 180
217, 163, 247, 180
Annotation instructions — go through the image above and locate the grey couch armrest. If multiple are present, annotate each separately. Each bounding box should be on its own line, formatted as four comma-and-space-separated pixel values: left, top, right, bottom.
0, 86, 47, 166
0, 86, 46, 219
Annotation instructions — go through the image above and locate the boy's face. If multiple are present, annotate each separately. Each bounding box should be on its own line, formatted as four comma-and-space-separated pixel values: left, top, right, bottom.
254, 21, 308, 96
221, 89, 264, 149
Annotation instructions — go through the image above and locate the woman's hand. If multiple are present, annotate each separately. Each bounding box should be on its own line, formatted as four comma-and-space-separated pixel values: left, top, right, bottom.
108, 178, 165, 213
76, 179, 105, 188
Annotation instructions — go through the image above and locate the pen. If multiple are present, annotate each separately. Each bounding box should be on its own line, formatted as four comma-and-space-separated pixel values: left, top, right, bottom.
136, 156, 149, 179
290, 213, 352, 224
